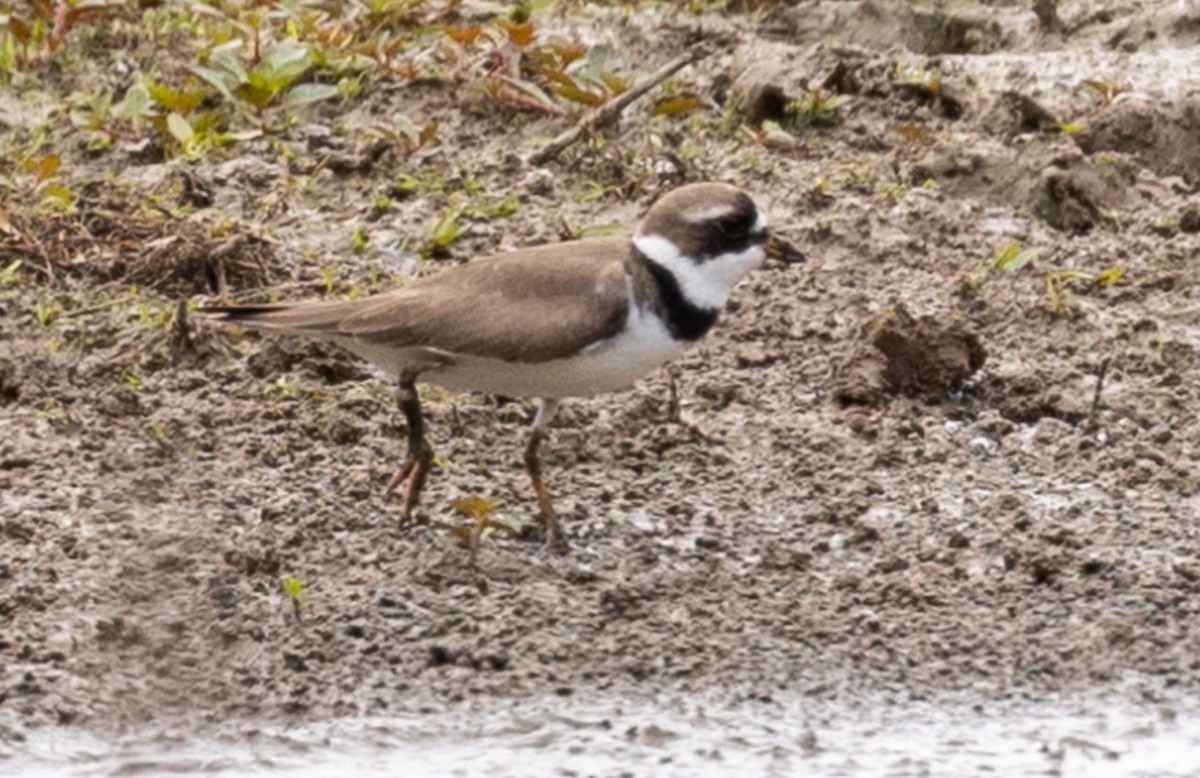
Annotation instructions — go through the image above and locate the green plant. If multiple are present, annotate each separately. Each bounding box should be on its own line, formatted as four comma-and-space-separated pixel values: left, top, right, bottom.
281, 575, 305, 621
191, 39, 339, 118
0, 260, 21, 288
0, 0, 121, 71
896, 63, 941, 96
1082, 79, 1126, 107
446, 494, 518, 563
374, 112, 438, 158
35, 300, 58, 327
1045, 266, 1125, 317
787, 86, 849, 127
1044, 269, 1092, 317
422, 205, 466, 258
267, 373, 301, 398
992, 243, 1037, 272
962, 242, 1037, 293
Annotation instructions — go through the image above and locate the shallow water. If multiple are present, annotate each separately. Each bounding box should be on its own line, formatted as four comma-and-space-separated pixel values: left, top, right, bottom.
5, 692, 1200, 778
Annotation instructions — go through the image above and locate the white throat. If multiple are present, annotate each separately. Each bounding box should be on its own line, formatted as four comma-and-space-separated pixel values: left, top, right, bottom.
632, 233, 766, 310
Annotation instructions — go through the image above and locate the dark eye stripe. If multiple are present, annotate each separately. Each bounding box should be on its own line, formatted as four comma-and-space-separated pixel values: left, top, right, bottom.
717, 210, 755, 235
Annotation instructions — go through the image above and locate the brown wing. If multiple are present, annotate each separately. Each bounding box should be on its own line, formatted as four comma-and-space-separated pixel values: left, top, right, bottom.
202, 239, 632, 364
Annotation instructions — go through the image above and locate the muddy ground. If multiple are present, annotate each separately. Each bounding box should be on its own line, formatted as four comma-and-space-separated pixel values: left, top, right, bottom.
2, 0, 1199, 748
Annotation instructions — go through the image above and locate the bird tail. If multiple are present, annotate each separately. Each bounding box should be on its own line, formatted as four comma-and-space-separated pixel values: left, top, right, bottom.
197, 301, 359, 335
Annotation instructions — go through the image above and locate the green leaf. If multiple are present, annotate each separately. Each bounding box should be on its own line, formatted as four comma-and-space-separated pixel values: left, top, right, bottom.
493, 75, 559, 114
69, 109, 94, 129
993, 243, 1036, 272
281, 576, 305, 602
41, 183, 74, 210
393, 112, 420, 143
147, 79, 207, 114
113, 83, 152, 120
235, 83, 274, 109
0, 260, 22, 288
211, 39, 248, 83
281, 82, 338, 110
252, 41, 312, 94
188, 64, 237, 103
429, 206, 465, 247
166, 112, 194, 144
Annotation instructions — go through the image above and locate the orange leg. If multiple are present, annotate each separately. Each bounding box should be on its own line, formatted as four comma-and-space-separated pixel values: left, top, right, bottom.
386, 378, 434, 524
524, 398, 567, 552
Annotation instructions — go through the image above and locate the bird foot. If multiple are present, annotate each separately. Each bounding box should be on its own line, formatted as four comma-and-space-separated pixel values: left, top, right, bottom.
386, 445, 434, 525
541, 515, 571, 556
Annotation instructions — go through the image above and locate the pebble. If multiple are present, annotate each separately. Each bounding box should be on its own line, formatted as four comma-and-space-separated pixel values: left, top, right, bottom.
969, 436, 998, 454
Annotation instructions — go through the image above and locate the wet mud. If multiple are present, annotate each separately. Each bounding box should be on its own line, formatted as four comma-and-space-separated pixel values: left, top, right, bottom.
2, 0, 1199, 757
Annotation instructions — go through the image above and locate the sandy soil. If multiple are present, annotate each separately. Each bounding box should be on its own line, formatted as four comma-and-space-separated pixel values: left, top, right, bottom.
2, 0, 1199, 745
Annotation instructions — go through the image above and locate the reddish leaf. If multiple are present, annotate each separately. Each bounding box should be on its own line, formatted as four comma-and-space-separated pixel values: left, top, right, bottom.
444, 23, 481, 46
496, 19, 536, 47
30, 0, 54, 22
896, 122, 928, 141
7, 17, 31, 41
418, 120, 438, 146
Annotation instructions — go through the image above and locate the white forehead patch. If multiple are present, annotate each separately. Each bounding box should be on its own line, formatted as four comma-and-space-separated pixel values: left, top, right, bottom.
683, 203, 738, 224
752, 206, 769, 233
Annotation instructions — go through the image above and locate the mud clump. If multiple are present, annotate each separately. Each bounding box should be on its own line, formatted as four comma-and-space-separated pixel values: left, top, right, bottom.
835, 304, 987, 404
1180, 206, 1200, 234
1036, 157, 1129, 232
0, 357, 20, 405
1079, 96, 1200, 186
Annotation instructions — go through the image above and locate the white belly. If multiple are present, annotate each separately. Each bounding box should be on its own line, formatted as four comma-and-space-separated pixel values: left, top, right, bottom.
429, 305, 684, 397
345, 305, 685, 398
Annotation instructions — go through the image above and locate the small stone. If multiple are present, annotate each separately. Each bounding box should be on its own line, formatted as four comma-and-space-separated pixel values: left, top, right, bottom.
1180, 207, 1200, 234
969, 436, 997, 454
735, 344, 782, 368
762, 128, 800, 151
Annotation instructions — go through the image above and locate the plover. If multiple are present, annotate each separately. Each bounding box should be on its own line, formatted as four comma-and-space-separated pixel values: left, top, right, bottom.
202, 182, 786, 550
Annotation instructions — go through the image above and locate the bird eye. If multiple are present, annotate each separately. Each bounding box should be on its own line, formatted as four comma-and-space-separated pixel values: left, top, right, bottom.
716, 214, 749, 237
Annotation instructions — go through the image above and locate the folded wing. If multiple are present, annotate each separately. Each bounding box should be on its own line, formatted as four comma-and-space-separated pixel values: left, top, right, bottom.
201, 239, 632, 364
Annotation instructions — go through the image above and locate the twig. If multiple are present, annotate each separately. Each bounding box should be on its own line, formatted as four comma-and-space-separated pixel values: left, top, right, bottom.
1090, 356, 1112, 417
528, 48, 710, 166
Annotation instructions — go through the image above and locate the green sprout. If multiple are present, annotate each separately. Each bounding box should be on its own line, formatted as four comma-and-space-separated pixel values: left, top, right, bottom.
1046, 267, 1125, 318
0, 260, 22, 288
281, 576, 306, 621
422, 206, 466, 259
963, 242, 1037, 294
787, 86, 849, 127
